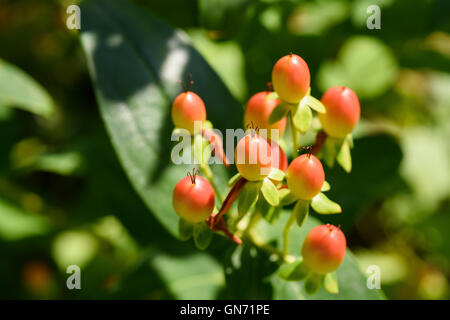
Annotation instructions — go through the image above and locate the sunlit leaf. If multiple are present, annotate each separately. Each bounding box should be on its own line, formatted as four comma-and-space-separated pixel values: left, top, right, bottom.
293, 199, 309, 227
337, 139, 352, 172
255, 196, 281, 224
193, 222, 213, 250
321, 181, 331, 192
178, 218, 194, 241
304, 273, 323, 295
238, 181, 260, 217
261, 178, 279, 206
323, 272, 339, 294
292, 102, 312, 134
311, 192, 342, 214
302, 95, 326, 113
279, 188, 298, 206
0, 59, 54, 118
268, 102, 290, 125
278, 259, 310, 281
268, 167, 285, 181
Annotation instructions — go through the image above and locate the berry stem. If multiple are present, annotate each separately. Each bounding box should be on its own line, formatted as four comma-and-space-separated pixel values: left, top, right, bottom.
283, 209, 297, 257
210, 177, 247, 227
201, 129, 230, 167
206, 216, 242, 245
311, 130, 327, 155
289, 110, 299, 157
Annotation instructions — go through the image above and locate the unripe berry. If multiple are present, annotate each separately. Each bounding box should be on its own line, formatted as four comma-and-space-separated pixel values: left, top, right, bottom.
317, 86, 360, 138
272, 53, 310, 103
268, 138, 288, 172
235, 133, 272, 181
302, 224, 346, 275
244, 91, 286, 139
172, 173, 215, 223
172, 91, 206, 135
286, 153, 324, 200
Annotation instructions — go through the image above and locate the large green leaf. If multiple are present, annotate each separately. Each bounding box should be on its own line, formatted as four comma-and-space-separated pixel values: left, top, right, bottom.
151, 251, 225, 299
255, 212, 385, 299
0, 59, 54, 117
80, 0, 242, 236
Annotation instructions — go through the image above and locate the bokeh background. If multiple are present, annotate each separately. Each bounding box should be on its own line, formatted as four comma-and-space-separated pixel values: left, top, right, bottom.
0, 0, 449, 299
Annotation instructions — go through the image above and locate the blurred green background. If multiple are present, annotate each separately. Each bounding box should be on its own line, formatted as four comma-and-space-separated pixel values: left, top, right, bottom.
0, 0, 449, 299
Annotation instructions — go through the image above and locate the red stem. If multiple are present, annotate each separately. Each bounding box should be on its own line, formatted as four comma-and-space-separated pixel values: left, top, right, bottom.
311, 130, 327, 155
205, 217, 242, 245
202, 129, 230, 167
205, 177, 247, 245
216, 177, 247, 221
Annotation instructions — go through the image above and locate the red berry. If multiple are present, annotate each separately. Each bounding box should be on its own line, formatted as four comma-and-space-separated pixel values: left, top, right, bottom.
235, 133, 272, 181
286, 154, 324, 200
268, 138, 288, 172
244, 91, 286, 139
272, 53, 310, 103
172, 91, 206, 135
172, 174, 215, 223
318, 86, 360, 138
301, 224, 346, 275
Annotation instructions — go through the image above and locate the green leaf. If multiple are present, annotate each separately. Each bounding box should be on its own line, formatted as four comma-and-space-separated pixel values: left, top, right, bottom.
279, 188, 297, 206
80, 0, 243, 237
238, 181, 260, 217
278, 259, 310, 281
321, 181, 331, 192
293, 199, 310, 227
150, 251, 225, 299
0, 59, 54, 118
292, 102, 312, 134
322, 137, 339, 167
268, 102, 290, 125
311, 192, 342, 214
261, 178, 279, 206
192, 133, 205, 165
228, 172, 241, 187
323, 272, 339, 294
178, 218, 194, 241
304, 273, 324, 295
337, 139, 352, 173
193, 222, 213, 250
255, 196, 281, 224
346, 133, 354, 149
268, 167, 285, 181
302, 95, 326, 113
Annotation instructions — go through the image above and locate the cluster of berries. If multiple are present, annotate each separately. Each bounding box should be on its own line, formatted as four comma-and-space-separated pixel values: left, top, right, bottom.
171, 53, 360, 293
